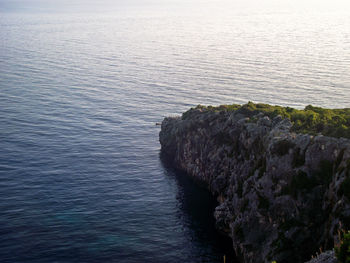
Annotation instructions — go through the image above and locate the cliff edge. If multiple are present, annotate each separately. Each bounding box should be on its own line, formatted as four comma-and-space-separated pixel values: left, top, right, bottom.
159, 103, 350, 263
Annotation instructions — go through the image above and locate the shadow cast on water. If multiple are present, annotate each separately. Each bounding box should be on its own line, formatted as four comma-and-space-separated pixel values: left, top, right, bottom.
160, 153, 238, 263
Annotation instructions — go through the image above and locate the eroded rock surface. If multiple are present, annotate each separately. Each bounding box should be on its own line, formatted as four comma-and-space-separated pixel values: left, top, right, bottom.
305, 250, 336, 263
159, 107, 350, 263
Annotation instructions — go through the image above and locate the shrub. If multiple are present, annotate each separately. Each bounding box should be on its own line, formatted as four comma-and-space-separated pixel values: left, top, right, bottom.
335, 230, 350, 263
185, 102, 350, 139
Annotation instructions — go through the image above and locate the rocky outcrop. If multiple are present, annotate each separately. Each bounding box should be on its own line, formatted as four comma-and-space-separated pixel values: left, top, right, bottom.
305, 250, 336, 263
159, 107, 350, 263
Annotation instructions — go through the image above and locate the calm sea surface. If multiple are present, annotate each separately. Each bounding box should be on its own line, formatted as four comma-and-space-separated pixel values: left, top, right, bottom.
1, 1, 350, 262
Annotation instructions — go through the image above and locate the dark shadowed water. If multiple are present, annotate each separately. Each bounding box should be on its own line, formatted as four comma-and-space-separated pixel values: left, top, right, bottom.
1, 1, 350, 262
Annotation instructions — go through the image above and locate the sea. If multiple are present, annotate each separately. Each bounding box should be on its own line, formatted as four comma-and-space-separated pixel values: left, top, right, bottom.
1, 0, 350, 262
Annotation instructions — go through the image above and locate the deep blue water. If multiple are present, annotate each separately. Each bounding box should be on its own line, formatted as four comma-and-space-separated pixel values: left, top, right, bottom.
1, 2, 350, 262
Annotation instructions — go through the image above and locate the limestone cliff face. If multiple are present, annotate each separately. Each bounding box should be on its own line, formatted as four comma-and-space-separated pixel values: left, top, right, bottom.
159, 107, 350, 263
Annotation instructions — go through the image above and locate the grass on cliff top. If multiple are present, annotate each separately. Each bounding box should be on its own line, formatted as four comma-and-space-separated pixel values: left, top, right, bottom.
182, 102, 350, 139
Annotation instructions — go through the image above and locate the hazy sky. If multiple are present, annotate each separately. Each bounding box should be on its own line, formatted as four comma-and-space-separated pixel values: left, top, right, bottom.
1, 0, 350, 13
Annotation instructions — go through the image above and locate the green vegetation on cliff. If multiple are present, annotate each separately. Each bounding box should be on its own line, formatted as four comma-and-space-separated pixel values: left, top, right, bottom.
335, 230, 350, 263
183, 102, 350, 139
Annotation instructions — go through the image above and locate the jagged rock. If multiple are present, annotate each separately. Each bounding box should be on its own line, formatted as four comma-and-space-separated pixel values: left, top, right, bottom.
159, 107, 350, 263
305, 250, 337, 263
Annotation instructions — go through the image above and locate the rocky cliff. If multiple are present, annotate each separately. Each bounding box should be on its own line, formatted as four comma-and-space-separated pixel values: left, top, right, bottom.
159, 105, 350, 263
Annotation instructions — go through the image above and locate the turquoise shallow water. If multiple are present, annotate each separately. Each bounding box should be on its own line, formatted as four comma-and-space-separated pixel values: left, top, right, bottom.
1, 2, 350, 262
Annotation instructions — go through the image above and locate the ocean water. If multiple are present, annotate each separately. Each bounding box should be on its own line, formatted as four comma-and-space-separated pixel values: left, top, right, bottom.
1, 1, 350, 262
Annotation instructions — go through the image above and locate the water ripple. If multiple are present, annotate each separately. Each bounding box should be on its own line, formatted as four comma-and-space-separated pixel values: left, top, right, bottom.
1, 8, 350, 263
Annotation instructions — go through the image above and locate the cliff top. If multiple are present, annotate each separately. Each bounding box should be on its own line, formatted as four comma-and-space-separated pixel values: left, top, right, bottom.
182, 102, 350, 139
